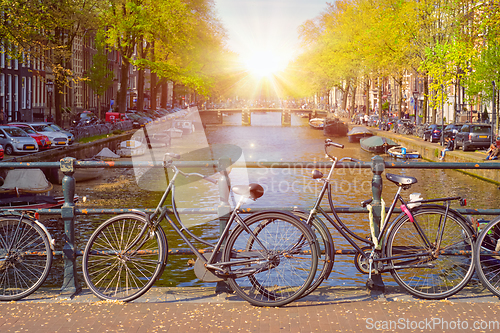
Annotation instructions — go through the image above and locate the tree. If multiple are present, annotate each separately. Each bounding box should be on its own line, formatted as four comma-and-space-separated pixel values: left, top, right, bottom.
85, 34, 114, 119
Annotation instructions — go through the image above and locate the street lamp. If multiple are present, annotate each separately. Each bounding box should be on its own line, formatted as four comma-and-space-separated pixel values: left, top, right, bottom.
46, 81, 54, 121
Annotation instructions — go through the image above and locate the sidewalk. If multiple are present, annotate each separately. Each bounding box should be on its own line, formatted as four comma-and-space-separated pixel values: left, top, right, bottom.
2, 285, 500, 332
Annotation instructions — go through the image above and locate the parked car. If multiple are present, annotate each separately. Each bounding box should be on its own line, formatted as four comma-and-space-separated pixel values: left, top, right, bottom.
125, 112, 148, 128
454, 123, 492, 151
8, 124, 52, 150
0, 126, 39, 155
46, 122, 75, 145
0, 144, 3, 160
442, 123, 464, 142
422, 124, 443, 143
11, 122, 69, 147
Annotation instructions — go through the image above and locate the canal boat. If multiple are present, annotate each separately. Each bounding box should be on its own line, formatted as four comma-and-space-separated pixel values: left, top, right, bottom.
173, 120, 195, 135
323, 118, 349, 137
309, 118, 325, 129
360, 136, 398, 154
387, 146, 420, 159
166, 128, 183, 138
347, 126, 374, 143
55, 157, 105, 184
0, 169, 78, 209
117, 140, 146, 157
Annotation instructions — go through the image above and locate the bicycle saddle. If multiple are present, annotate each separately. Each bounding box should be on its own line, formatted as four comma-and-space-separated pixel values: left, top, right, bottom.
232, 183, 264, 200
386, 173, 417, 186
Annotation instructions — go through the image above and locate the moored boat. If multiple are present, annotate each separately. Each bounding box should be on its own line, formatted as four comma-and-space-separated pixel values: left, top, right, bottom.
347, 126, 374, 143
323, 118, 349, 137
387, 146, 420, 159
360, 136, 398, 154
309, 118, 324, 129
117, 140, 146, 157
0, 169, 78, 209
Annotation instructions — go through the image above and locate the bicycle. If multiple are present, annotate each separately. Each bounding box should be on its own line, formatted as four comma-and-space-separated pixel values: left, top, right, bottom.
0, 210, 55, 301
82, 153, 319, 307
474, 216, 500, 297
296, 139, 476, 299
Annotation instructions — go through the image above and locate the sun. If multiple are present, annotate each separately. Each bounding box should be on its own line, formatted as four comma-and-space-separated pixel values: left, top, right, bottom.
242, 50, 287, 78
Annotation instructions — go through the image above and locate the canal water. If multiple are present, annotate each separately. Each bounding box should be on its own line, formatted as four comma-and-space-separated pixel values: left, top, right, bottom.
47, 112, 500, 289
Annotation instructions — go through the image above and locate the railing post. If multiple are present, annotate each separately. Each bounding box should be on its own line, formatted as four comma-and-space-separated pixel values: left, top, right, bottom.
281, 109, 291, 126
59, 157, 81, 297
369, 155, 385, 291
216, 156, 232, 293
242, 108, 251, 126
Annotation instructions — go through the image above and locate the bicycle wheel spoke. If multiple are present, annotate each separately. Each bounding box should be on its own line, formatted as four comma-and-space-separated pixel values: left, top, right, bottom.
83, 215, 165, 302
387, 207, 475, 299
475, 217, 500, 297
0, 217, 52, 301
224, 213, 317, 307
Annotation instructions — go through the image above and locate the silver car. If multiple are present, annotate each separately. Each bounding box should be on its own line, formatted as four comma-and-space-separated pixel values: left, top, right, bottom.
11, 122, 69, 147
0, 126, 39, 155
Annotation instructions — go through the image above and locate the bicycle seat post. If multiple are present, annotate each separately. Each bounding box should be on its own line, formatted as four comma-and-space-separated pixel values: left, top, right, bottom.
367, 155, 385, 292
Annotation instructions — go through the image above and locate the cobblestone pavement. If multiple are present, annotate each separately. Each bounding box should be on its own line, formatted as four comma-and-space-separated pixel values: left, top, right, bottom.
1, 285, 500, 332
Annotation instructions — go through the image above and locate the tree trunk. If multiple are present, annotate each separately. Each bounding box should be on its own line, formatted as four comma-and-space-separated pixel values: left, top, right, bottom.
161, 82, 168, 108
350, 84, 357, 117
341, 82, 350, 112
137, 68, 144, 112
364, 76, 370, 114
118, 59, 130, 113
151, 73, 157, 110
423, 74, 429, 124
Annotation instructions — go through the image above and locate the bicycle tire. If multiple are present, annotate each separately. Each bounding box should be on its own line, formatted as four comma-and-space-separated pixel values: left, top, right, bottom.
386, 206, 475, 299
0, 216, 52, 301
292, 211, 335, 297
82, 214, 167, 302
474, 216, 500, 297
223, 212, 318, 307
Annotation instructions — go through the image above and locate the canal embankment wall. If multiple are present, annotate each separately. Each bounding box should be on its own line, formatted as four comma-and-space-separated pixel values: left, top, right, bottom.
368, 127, 500, 185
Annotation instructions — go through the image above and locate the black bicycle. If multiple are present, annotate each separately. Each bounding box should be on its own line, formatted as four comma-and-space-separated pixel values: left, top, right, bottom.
0, 211, 55, 301
474, 216, 500, 297
82, 153, 318, 307
295, 139, 476, 299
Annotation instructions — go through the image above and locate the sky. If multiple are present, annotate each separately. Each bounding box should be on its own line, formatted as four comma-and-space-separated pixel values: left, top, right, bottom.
215, 0, 330, 72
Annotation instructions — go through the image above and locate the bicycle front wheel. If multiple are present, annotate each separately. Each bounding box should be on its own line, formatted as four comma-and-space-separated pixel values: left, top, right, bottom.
82, 214, 167, 302
223, 212, 318, 307
386, 206, 475, 299
0, 217, 52, 301
475, 216, 500, 297
292, 211, 334, 297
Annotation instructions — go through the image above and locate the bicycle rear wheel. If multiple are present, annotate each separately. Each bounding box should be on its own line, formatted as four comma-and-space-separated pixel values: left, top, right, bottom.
474, 216, 500, 297
386, 206, 475, 299
0, 216, 52, 301
292, 211, 334, 297
82, 214, 167, 302
223, 212, 318, 307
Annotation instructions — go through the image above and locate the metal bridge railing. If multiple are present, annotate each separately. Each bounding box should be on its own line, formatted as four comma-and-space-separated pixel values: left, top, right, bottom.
2, 156, 500, 296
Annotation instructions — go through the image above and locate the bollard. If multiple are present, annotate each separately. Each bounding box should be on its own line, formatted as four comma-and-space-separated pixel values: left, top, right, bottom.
369, 155, 385, 291
59, 157, 82, 297
216, 156, 233, 293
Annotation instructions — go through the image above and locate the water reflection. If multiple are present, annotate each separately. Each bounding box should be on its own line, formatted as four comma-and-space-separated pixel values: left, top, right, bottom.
47, 114, 500, 290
